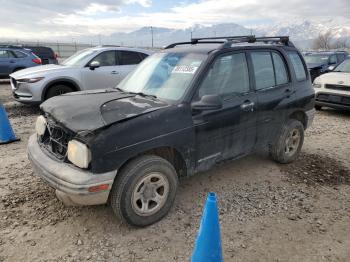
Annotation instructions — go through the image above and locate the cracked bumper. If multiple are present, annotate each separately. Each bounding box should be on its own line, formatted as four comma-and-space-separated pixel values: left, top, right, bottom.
27, 134, 116, 206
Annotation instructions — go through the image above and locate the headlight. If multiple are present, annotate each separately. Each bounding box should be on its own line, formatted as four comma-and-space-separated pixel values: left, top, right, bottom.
35, 116, 47, 136
312, 78, 322, 88
67, 140, 91, 169
17, 77, 44, 83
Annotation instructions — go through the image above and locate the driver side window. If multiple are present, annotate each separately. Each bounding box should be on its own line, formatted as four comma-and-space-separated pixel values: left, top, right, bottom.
198, 52, 250, 99
92, 51, 116, 67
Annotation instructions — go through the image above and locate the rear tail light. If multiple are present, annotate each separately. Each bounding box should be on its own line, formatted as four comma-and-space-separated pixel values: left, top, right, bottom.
32, 58, 42, 64
54, 53, 59, 59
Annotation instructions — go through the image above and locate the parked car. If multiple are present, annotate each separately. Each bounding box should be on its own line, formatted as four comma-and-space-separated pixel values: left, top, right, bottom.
0, 45, 42, 78
10, 46, 152, 104
313, 58, 350, 110
24, 46, 58, 65
28, 36, 315, 227
304, 51, 349, 82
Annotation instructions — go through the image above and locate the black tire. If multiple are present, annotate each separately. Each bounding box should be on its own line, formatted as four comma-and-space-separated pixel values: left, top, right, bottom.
315, 105, 322, 111
110, 155, 178, 227
270, 119, 304, 164
45, 84, 73, 100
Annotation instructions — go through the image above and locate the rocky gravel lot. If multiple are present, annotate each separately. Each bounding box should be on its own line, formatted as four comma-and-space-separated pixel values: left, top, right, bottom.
0, 80, 350, 261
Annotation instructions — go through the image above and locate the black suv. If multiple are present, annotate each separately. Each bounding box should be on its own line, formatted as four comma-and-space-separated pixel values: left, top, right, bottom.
28, 36, 315, 227
304, 51, 349, 82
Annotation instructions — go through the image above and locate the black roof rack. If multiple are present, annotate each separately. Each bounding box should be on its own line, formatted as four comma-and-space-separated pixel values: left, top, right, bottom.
164, 35, 294, 49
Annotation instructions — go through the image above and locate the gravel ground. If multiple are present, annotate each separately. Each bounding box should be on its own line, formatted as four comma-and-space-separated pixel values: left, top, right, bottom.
1, 80, 350, 262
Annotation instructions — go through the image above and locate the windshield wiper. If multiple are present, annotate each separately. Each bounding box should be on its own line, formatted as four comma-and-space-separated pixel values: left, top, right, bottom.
135, 92, 157, 99
125, 91, 157, 99
115, 87, 124, 92
114, 88, 157, 99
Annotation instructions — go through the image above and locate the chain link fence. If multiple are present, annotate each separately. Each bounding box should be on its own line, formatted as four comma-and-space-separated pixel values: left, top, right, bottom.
0, 40, 95, 59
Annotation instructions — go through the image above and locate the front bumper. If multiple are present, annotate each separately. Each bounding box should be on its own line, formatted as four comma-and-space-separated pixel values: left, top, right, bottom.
10, 77, 43, 104
27, 134, 116, 206
315, 91, 350, 110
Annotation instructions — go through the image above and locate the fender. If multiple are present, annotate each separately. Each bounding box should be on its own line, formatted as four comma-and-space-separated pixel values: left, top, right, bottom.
41, 78, 81, 101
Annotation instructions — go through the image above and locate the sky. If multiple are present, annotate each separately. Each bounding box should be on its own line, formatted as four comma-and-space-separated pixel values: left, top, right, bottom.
0, 0, 349, 40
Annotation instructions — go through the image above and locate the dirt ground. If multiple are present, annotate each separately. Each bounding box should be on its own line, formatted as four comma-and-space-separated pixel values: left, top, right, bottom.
1, 80, 350, 262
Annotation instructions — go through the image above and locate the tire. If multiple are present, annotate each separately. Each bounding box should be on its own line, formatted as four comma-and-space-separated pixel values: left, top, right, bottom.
270, 119, 304, 164
315, 105, 322, 111
45, 84, 74, 100
110, 155, 178, 227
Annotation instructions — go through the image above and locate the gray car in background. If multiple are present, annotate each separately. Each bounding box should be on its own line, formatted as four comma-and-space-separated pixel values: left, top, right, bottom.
9, 46, 152, 104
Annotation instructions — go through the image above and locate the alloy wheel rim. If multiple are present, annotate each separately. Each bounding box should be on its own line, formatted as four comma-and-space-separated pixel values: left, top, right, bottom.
284, 128, 301, 157
131, 172, 169, 216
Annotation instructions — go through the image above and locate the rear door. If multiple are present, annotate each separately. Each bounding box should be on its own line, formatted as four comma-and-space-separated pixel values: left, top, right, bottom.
116, 50, 146, 81
192, 51, 258, 172
81, 50, 119, 90
0, 50, 15, 76
249, 50, 293, 147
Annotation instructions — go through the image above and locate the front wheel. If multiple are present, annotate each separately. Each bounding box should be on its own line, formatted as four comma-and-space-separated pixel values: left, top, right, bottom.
110, 155, 178, 227
270, 119, 304, 164
315, 105, 322, 110
45, 84, 73, 100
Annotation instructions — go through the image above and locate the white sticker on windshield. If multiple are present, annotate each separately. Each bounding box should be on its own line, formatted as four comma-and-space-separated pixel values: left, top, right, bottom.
172, 65, 198, 74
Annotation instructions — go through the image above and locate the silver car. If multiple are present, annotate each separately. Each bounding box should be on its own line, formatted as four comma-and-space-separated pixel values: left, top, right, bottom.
9, 46, 152, 104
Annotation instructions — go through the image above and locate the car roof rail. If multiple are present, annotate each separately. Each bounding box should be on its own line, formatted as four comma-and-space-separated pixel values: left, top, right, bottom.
164, 35, 294, 49
164, 40, 226, 49
0, 44, 24, 49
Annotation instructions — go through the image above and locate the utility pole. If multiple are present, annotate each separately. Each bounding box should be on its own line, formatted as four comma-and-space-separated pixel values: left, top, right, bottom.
150, 26, 154, 48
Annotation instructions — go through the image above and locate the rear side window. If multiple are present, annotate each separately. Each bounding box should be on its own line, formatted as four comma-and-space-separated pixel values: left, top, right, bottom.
92, 51, 116, 66
13, 51, 27, 58
288, 52, 307, 81
251, 52, 275, 90
118, 51, 143, 65
272, 53, 288, 85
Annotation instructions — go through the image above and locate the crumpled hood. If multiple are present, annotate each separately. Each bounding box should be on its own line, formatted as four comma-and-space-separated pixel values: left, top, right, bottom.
40, 89, 170, 133
10, 64, 72, 79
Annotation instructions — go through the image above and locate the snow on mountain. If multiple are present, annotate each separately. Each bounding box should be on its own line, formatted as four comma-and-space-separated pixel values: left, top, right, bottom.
92, 18, 350, 49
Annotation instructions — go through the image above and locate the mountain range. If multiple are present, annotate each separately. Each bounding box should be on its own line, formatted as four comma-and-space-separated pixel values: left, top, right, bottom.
82, 17, 350, 49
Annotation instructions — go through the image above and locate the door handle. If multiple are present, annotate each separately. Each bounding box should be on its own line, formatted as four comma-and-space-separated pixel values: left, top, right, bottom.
10, 60, 15, 63
111, 71, 119, 74
240, 101, 255, 112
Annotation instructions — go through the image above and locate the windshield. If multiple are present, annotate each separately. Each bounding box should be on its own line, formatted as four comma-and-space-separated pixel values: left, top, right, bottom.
334, 59, 350, 72
117, 52, 207, 101
62, 49, 98, 66
304, 54, 329, 64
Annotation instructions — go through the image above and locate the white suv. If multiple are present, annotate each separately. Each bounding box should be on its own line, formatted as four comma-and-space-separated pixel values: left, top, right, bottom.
9, 46, 152, 104
313, 58, 350, 110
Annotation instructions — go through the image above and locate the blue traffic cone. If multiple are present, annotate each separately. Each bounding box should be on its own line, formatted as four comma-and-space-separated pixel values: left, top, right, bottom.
192, 192, 223, 262
0, 104, 20, 144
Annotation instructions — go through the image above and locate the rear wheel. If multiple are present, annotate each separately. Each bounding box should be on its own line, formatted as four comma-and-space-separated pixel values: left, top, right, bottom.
270, 119, 304, 164
110, 155, 178, 227
315, 105, 322, 110
45, 84, 74, 100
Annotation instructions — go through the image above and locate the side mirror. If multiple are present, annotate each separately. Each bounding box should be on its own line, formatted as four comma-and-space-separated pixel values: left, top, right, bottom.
191, 95, 223, 111
89, 61, 100, 70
